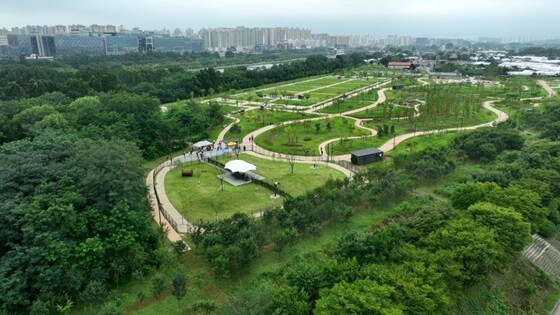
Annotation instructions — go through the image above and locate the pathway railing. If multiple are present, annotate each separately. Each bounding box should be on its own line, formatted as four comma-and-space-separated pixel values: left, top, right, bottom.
152, 159, 183, 233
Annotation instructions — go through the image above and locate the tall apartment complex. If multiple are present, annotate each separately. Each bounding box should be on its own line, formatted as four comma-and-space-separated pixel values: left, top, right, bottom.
199, 27, 312, 51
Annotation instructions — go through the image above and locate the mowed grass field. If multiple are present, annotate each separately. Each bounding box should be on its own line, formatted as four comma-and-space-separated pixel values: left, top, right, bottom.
218, 153, 346, 196
327, 105, 496, 155
318, 90, 380, 114
230, 76, 342, 102
165, 162, 283, 223
225, 109, 316, 141
256, 117, 370, 156
165, 154, 345, 223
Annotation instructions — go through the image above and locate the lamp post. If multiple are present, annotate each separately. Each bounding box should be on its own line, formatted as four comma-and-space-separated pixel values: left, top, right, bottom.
157, 203, 163, 227
274, 181, 280, 198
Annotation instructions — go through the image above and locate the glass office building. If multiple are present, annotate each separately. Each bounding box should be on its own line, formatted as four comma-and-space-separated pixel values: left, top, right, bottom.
53, 35, 105, 56
152, 37, 195, 53
105, 36, 139, 54
0, 35, 34, 58
0, 33, 205, 59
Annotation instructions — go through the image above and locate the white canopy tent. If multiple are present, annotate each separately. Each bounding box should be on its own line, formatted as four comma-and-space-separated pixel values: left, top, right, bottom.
192, 140, 213, 148
224, 160, 256, 173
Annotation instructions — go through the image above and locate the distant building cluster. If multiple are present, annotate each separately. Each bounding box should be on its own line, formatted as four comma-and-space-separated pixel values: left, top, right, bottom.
2, 23, 551, 60
199, 27, 312, 51
0, 24, 203, 59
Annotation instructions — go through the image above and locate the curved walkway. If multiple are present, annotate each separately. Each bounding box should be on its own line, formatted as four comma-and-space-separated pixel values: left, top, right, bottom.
539, 80, 557, 97
241, 86, 509, 161
378, 100, 507, 152
146, 167, 183, 243
150, 77, 513, 240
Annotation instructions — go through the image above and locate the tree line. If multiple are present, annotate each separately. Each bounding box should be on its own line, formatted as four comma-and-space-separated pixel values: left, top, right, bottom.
0, 92, 226, 159
0, 53, 366, 103
0, 133, 163, 314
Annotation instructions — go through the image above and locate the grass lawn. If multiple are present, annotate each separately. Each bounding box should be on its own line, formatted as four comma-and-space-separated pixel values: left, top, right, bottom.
231, 76, 342, 102
165, 162, 283, 223
224, 109, 316, 142
349, 103, 414, 119
317, 89, 379, 114
385, 132, 459, 157
328, 106, 495, 156
272, 93, 330, 106
362, 106, 497, 133
256, 117, 370, 156
217, 153, 346, 196
327, 125, 407, 155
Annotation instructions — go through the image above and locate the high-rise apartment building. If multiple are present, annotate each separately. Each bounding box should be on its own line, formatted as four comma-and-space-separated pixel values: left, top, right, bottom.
200, 27, 311, 51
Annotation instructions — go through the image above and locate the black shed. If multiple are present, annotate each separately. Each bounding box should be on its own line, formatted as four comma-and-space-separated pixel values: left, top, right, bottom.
351, 147, 384, 165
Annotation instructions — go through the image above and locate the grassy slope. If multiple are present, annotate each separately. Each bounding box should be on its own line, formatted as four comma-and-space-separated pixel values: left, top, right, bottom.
164, 161, 283, 223
256, 117, 369, 156
224, 110, 315, 141
164, 153, 345, 222
217, 153, 345, 196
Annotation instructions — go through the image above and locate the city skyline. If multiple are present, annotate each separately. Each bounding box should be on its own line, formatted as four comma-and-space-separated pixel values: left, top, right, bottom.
1, 0, 558, 38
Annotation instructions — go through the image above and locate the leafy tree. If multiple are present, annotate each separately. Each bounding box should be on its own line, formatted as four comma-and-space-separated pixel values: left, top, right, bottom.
334, 224, 405, 265
315, 279, 404, 314
451, 182, 499, 210
268, 285, 309, 315
361, 262, 452, 314
422, 218, 501, 285
78, 280, 107, 307
488, 184, 550, 233
286, 259, 326, 301
273, 227, 297, 253
467, 202, 531, 257
172, 240, 188, 256
172, 274, 187, 302
190, 299, 219, 314
2, 81, 25, 100
216, 281, 273, 315
152, 274, 167, 298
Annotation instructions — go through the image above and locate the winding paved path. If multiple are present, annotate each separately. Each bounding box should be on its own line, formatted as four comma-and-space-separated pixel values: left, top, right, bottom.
539, 80, 557, 97
150, 76, 513, 241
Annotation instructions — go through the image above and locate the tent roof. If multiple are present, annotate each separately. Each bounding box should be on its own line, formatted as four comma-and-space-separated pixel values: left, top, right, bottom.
192, 140, 213, 148
224, 160, 256, 173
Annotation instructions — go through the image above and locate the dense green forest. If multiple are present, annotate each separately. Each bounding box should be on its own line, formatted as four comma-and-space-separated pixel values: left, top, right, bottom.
0, 52, 363, 103
0, 53, 367, 314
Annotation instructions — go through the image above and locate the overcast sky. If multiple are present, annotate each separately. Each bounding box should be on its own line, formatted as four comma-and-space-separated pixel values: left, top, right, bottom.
1, 0, 557, 38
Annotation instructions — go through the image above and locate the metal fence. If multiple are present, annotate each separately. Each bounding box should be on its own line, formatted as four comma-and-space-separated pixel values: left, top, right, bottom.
151, 159, 183, 233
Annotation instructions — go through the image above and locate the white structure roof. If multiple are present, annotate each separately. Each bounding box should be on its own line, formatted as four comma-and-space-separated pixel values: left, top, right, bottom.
224, 160, 256, 173
192, 140, 213, 148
